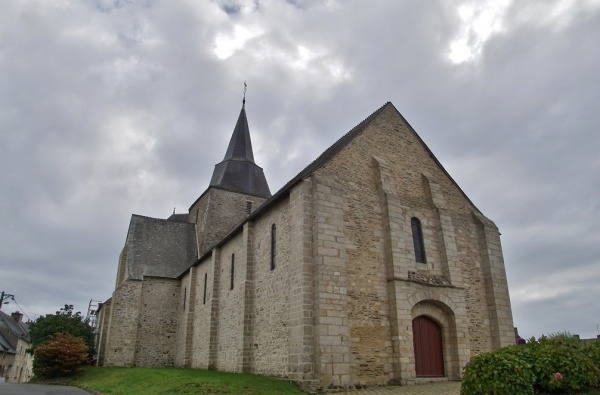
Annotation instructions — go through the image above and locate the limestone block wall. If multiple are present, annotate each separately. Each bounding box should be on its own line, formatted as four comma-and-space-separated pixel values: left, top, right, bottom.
134, 277, 180, 367
252, 199, 290, 376
104, 279, 142, 367
95, 298, 112, 365
190, 188, 267, 255
190, 256, 214, 369
215, 233, 245, 372
312, 104, 514, 384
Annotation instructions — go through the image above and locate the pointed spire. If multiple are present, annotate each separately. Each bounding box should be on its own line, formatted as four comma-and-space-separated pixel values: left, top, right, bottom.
209, 94, 271, 198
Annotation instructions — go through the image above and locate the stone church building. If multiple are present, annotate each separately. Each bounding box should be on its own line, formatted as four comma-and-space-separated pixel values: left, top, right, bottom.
96, 99, 515, 389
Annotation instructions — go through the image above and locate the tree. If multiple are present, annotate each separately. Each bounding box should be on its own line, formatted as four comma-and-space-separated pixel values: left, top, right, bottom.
33, 334, 88, 378
28, 304, 95, 359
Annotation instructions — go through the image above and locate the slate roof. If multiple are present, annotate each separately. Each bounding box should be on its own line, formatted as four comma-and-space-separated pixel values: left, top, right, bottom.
209, 104, 271, 198
125, 215, 198, 280
167, 213, 190, 223
0, 311, 29, 354
184, 101, 482, 272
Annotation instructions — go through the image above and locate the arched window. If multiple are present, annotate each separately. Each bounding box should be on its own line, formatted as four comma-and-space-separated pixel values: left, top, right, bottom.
230, 254, 235, 290
411, 217, 426, 263
271, 224, 276, 270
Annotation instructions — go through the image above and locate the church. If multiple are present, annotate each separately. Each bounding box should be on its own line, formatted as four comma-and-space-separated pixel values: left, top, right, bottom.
95, 98, 515, 390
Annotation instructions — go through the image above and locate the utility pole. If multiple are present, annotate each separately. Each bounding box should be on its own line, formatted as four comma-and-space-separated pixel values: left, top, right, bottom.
0, 291, 14, 310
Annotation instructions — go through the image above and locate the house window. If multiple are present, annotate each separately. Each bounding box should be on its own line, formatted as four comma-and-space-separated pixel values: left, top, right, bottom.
411, 217, 427, 263
203, 273, 207, 304
230, 254, 235, 290
271, 224, 276, 270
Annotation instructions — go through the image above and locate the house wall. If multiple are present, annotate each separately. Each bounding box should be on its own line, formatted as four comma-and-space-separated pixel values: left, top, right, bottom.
7, 339, 33, 383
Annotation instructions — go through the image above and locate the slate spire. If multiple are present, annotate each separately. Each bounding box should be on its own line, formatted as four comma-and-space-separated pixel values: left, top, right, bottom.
209, 94, 271, 198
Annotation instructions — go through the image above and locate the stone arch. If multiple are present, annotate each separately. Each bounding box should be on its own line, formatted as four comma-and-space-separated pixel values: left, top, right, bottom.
408, 297, 461, 380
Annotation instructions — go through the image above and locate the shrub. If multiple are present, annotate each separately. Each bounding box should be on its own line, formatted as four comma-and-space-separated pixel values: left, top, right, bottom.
33, 333, 88, 378
529, 341, 600, 393
582, 341, 600, 369
461, 347, 535, 395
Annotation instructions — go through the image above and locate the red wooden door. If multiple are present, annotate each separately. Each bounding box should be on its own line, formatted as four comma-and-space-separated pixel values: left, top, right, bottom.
413, 316, 444, 377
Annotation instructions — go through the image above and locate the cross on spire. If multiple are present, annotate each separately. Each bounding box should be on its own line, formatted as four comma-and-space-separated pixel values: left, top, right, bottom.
243, 81, 247, 107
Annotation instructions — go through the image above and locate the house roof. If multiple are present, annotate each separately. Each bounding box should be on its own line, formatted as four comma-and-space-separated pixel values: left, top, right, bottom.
0, 310, 30, 352
209, 103, 271, 198
180, 101, 484, 277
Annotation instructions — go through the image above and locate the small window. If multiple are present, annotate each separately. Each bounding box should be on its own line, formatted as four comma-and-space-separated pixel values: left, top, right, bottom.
203, 273, 208, 304
230, 254, 235, 290
411, 217, 426, 263
270, 224, 276, 270
183, 287, 187, 311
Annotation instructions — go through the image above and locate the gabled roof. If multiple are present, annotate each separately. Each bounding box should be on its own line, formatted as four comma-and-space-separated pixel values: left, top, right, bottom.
209, 104, 271, 198
0, 310, 30, 351
183, 101, 482, 275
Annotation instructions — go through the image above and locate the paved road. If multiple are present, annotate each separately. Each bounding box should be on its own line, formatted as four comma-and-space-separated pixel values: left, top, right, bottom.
0, 383, 92, 395
333, 381, 461, 395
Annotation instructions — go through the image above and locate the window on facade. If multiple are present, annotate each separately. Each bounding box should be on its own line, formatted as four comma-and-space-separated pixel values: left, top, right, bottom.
230, 254, 235, 290
271, 224, 276, 270
203, 273, 208, 304
411, 217, 427, 263
183, 287, 187, 311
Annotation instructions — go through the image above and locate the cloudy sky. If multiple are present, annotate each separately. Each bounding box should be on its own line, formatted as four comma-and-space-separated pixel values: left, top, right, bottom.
1, 0, 598, 340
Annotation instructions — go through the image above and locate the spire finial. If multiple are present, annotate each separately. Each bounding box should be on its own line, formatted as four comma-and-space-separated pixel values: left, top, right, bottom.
173, 207, 175, 214
243, 81, 247, 107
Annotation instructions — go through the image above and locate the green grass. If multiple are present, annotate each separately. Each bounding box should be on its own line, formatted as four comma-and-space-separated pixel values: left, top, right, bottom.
41, 366, 306, 395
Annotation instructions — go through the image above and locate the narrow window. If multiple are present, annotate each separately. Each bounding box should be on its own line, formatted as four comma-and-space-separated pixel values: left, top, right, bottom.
270, 224, 276, 270
203, 273, 208, 304
230, 253, 235, 290
411, 217, 426, 263
246, 201, 252, 215
183, 287, 187, 311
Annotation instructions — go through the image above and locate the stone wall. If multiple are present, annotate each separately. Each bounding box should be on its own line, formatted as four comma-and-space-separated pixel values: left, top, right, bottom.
251, 199, 290, 376
96, 298, 112, 365
135, 277, 180, 367
310, 104, 514, 385
104, 279, 142, 367
190, 188, 267, 255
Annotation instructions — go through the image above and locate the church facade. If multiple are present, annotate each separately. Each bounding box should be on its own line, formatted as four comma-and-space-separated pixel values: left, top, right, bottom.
96, 100, 515, 389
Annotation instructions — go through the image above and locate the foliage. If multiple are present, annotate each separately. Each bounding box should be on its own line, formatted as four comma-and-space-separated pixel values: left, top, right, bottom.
28, 304, 95, 358
527, 338, 600, 394
461, 346, 535, 395
53, 366, 307, 395
461, 335, 600, 395
33, 334, 88, 378
582, 341, 600, 369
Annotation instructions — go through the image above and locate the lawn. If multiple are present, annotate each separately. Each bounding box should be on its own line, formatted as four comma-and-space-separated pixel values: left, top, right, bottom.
45, 366, 307, 395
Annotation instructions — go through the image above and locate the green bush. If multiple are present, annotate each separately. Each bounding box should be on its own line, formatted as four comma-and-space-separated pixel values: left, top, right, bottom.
33, 333, 88, 378
461, 337, 600, 395
529, 341, 600, 393
461, 347, 535, 395
582, 341, 600, 369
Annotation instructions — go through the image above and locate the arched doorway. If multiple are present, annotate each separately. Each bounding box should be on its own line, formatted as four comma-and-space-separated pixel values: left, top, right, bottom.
412, 316, 444, 377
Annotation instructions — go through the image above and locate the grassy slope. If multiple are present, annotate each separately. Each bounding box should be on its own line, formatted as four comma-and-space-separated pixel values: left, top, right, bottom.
60, 366, 306, 395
